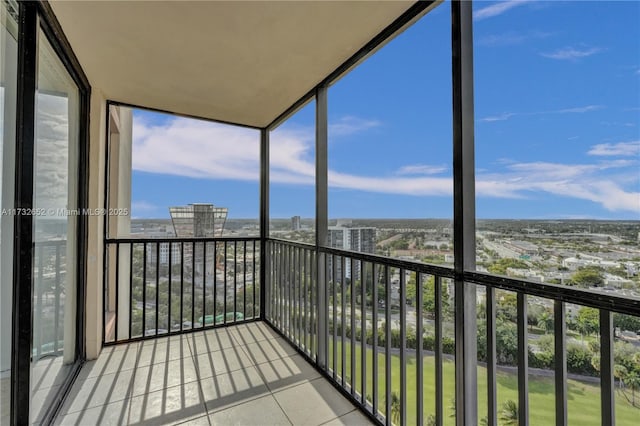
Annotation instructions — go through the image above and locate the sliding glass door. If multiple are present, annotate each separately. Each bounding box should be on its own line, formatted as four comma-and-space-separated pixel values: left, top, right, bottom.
5, 2, 88, 423
29, 25, 81, 424
0, 1, 18, 423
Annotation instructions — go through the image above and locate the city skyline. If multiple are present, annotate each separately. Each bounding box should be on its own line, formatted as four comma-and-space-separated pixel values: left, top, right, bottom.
130, 1, 639, 221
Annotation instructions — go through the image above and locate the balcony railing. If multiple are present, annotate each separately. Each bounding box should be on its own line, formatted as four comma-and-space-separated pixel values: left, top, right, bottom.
33, 239, 66, 359
101, 235, 640, 424
103, 236, 261, 344
266, 238, 640, 426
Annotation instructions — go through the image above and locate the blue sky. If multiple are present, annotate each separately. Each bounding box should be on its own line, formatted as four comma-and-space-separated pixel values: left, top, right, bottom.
130, 1, 639, 220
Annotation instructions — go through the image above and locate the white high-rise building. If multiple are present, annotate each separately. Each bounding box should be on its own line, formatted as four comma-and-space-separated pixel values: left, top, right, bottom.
291, 215, 301, 231
327, 226, 376, 281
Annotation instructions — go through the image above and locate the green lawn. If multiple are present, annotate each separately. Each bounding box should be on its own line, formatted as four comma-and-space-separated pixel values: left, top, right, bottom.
325, 337, 639, 425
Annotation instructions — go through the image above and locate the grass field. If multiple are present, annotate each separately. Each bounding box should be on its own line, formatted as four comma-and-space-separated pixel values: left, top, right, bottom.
324, 338, 639, 425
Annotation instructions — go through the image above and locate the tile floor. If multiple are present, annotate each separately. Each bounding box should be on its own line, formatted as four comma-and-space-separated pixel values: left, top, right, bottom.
55, 322, 373, 425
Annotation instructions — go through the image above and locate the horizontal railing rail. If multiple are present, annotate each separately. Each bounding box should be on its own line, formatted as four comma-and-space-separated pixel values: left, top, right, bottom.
105, 236, 259, 244
103, 236, 261, 345
269, 237, 456, 279
465, 271, 640, 315
267, 238, 640, 426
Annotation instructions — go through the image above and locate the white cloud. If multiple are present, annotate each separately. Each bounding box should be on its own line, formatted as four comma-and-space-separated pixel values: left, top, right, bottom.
588, 141, 640, 156
132, 116, 640, 214
329, 116, 381, 137
474, 1, 532, 21
541, 47, 602, 60
556, 105, 602, 113
34, 94, 71, 212
477, 160, 640, 212
479, 112, 516, 122
476, 30, 552, 47
131, 201, 157, 211
396, 164, 448, 175
479, 105, 603, 123
132, 116, 261, 181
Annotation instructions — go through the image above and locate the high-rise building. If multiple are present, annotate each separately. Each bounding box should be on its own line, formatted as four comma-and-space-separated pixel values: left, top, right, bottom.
327, 226, 376, 280
169, 203, 228, 238
291, 215, 301, 231
168, 203, 228, 272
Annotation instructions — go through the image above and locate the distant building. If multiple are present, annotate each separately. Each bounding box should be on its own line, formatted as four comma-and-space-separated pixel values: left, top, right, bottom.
291, 216, 301, 231
562, 256, 619, 271
327, 226, 376, 280
168, 203, 228, 272
169, 203, 228, 237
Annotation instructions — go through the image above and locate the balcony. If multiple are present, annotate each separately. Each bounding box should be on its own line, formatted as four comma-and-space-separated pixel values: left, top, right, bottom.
57, 322, 370, 425
3, 1, 639, 425
94, 236, 640, 425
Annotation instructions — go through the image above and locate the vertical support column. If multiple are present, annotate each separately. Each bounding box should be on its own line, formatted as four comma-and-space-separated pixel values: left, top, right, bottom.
108, 108, 133, 342
554, 300, 567, 426
316, 85, 328, 368
600, 309, 615, 426
11, 2, 38, 423
452, 1, 477, 425
517, 293, 529, 425
260, 128, 269, 320
487, 287, 497, 426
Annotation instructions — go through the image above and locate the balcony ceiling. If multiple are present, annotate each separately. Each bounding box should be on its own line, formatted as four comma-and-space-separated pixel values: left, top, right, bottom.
50, 0, 417, 128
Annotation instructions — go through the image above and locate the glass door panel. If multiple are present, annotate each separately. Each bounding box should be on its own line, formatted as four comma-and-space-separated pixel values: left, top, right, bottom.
0, 1, 18, 423
30, 26, 80, 423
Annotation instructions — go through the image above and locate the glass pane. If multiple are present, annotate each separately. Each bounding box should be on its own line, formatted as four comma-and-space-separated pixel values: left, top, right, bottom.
115, 106, 260, 239
0, 1, 18, 423
473, 1, 640, 283
30, 28, 80, 423
327, 2, 453, 264
269, 100, 316, 244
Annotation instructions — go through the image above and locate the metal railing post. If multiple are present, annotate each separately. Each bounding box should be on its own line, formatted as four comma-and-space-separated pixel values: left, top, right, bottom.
316, 84, 328, 368
259, 128, 270, 321
452, 1, 477, 424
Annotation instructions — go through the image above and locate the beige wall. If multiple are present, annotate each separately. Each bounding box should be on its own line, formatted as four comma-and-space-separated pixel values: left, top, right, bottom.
107, 106, 132, 341
85, 89, 107, 360
85, 91, 133, 359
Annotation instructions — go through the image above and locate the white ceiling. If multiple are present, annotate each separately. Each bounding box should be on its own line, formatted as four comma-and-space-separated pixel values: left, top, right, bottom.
49, 0, 420, 128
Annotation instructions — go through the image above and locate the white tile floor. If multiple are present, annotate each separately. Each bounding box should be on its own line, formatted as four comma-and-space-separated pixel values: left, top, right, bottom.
55, 322, 373, 425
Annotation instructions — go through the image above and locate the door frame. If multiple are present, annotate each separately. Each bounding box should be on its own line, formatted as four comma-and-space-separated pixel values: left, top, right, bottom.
11, 1, 90, 424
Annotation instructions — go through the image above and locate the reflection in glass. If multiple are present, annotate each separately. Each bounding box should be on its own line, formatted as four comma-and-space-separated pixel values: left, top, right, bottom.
0, 1, 18, 423
30, 28, 80, 423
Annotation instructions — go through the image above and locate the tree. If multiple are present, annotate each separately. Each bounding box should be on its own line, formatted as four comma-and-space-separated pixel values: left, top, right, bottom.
575, 307, 599, 337
497, 292, 518, 323
527, 304, 544, 330
426, 414, 437, 426
496, 320, 518, 365
406, 275, 417, 302
537, 311, 554, 334
390, 391, 400, 425
570, 266, 604, 287
567, 343, 598, 376
448, 397, 456, 418
499, 400, 518, 425
625, 371, 640, 407
614, 364, 628, 390
488, 258, 529, 275
614, 313, 640, 333
406, 275, 449, 317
